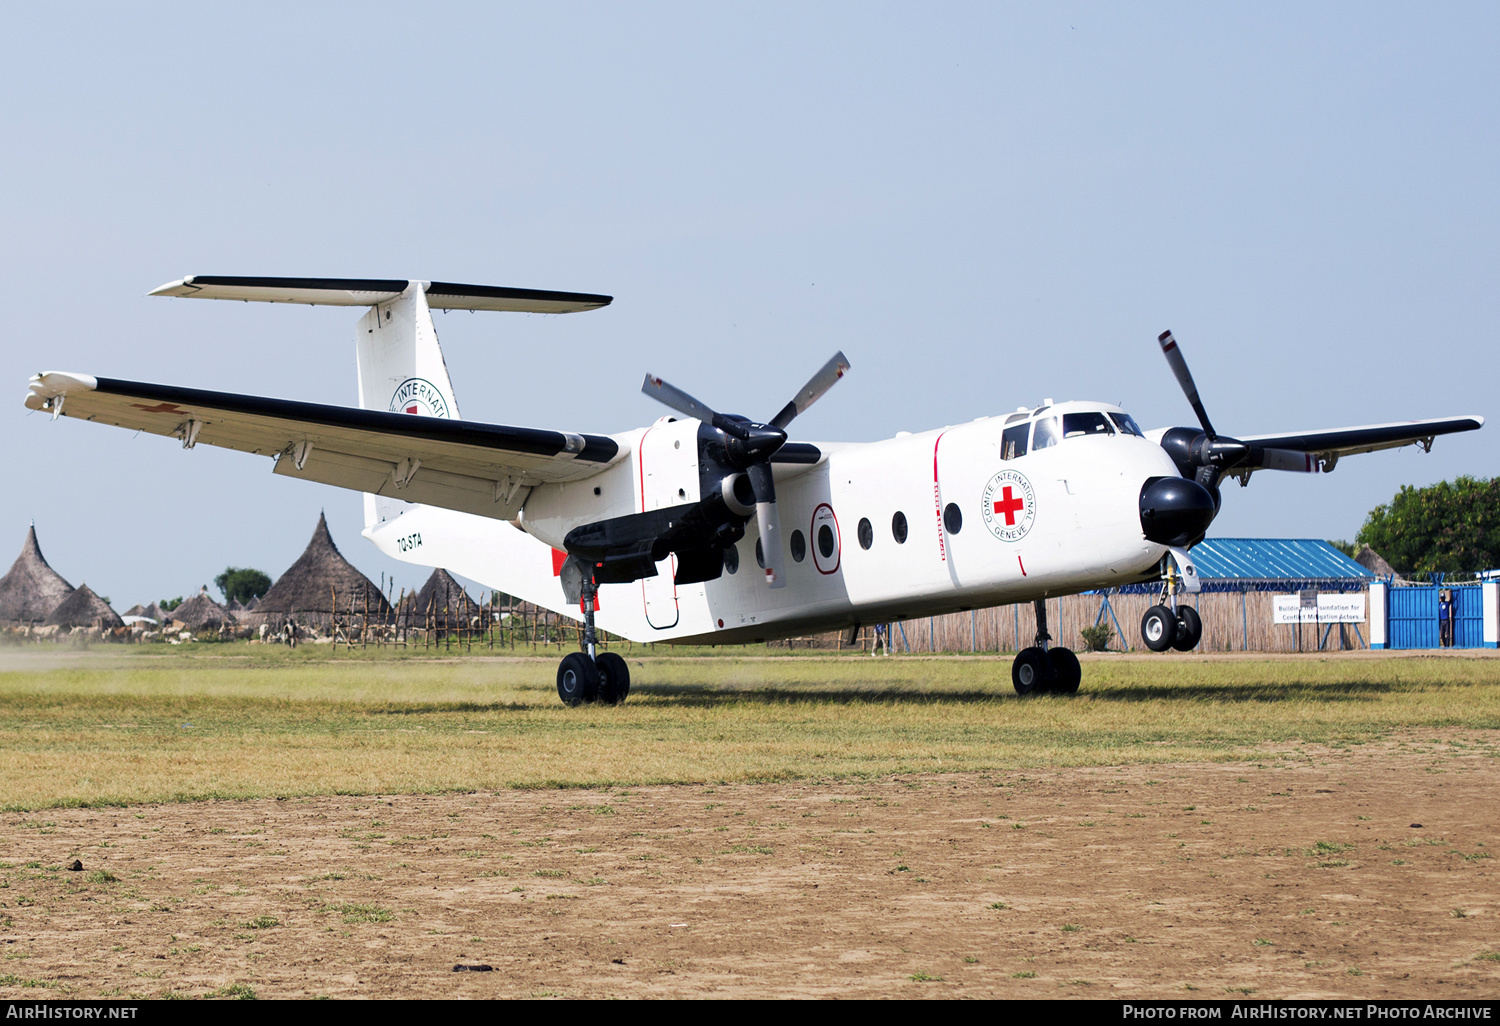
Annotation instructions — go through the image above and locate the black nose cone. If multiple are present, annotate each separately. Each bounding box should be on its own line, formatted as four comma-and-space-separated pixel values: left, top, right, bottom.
1139, 476, 1217, 548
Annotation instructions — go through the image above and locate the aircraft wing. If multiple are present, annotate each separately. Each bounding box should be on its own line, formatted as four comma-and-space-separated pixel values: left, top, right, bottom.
1238, 416, 1483, 462
25, 372, 622, 521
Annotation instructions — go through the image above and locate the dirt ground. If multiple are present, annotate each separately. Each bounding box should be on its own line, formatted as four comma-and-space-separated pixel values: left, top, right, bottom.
1, 733, 1497, 1000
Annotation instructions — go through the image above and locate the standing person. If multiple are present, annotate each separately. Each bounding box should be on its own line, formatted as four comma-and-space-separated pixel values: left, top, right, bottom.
1438, 589, 1454, 648
871, 622, 891, 656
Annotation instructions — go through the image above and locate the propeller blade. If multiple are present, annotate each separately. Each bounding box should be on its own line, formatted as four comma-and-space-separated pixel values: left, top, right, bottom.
642, 373, 754, 440
769, 351, 851, 430
642, 374, 720, 425
746, 462, 786, 588
1156, 331, 1217, 440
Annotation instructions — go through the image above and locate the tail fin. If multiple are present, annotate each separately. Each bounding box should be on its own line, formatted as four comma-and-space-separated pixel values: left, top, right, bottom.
357, 284, 461, 531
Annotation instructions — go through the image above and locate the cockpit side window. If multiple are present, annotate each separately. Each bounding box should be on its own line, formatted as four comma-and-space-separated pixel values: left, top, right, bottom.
1000, 423, 1029, 460
1109, 412, 1144, 437
1061, 412, 1115, 439
1031, 416, 1060, 450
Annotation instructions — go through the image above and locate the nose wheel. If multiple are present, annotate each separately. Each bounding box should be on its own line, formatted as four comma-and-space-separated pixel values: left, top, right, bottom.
1011, 599, 1082, 695
1141, 604, 1203, 652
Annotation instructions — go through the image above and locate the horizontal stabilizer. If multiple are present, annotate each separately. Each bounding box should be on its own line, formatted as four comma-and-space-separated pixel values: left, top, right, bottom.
149, 275, 613, 314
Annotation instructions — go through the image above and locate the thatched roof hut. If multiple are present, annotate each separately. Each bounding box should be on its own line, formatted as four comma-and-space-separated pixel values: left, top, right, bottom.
170, 588, 236, 631
0, 527, 75, 625
400, 568, 482, 629
245, 513, 391, 627
1354, 545, 1402, 581
44, 584, 123, 629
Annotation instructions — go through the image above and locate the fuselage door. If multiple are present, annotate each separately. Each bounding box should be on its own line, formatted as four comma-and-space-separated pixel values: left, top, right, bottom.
637, 418, 698, 629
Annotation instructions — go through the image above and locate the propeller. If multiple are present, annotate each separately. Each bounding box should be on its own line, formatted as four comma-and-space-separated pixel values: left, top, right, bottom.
1148, 330, 1328, 548
642, 352, 850, 588
1155, 331, 1319, 480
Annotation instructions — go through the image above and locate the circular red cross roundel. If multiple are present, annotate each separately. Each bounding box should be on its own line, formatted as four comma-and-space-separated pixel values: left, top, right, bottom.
389, 378, 451, 418
981, 469, 1036, 543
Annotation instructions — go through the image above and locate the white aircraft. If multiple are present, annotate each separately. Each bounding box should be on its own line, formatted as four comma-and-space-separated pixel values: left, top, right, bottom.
25, 276, 1483, 703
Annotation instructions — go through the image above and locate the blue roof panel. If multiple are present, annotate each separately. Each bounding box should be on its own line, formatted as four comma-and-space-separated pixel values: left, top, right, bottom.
1189, 538, 1375, 581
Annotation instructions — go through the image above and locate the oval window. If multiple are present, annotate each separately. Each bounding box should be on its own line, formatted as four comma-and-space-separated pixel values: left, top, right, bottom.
892, 511, 908, 544
723, 544, 739, 575
857, 517, 873, 550
943, 502, 963, 534
755, 538, 765, 569
810, 503, 841, 575
790, 530, 806, 563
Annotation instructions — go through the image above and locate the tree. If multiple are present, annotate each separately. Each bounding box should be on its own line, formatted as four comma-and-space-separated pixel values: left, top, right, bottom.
1355, 476, 1500, 573
215, 567, 272, 605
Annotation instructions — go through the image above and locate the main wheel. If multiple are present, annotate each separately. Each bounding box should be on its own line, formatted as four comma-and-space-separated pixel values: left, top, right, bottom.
1048, 647, 1081, 694
556, 651, 599, 706
596, 651, 631, 705
1141, 605, 1176, 652
1012, 647, 1048, 695
1172, 606, 1203, 651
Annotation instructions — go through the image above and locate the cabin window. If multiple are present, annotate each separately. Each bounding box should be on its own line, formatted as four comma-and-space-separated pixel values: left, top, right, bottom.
723, 544, 739, 575
1031, 417, 1060, 451
857, 517, 874, 550
891, 511, 909, 544
755, 538, 765, 569
789, 530, 807, 563
818, 524, 836, 559
1109, 412, 1144, 437
1062, 411, 1114, 439
943, 503, 963, 534
1001, 423, 1029, 460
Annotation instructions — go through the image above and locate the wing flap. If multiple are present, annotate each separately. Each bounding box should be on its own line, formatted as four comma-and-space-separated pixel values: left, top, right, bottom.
273, 448, 526, 520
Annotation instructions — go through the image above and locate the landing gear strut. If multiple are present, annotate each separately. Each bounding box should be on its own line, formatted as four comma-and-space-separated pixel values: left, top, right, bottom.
555, 572, 630, 706
1141, 558, 1203, 653
1011, 598, 1081, 696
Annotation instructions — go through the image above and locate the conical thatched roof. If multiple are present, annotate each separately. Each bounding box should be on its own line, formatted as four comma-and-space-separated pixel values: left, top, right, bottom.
245, 513, 391, 626
44, 584, 122, 629
171, 587, 236, 630
0, 527, 75, 625
401, 569, 481, 628
1355, 544, 1401, 580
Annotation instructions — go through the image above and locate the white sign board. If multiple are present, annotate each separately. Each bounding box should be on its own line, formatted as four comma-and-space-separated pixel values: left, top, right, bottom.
1273, 594, 1366, 624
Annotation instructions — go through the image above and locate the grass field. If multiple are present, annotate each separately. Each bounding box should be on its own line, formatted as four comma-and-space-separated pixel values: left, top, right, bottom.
1, 645, 1497, 810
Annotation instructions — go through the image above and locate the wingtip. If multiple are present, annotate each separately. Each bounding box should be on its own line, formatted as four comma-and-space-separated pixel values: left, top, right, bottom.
148, 276, 194, 298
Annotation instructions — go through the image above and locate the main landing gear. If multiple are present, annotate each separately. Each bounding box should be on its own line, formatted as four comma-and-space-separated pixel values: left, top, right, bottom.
1011, 598, 1081, 696
1140, 559, 1203, 653
556, 574, 630, 706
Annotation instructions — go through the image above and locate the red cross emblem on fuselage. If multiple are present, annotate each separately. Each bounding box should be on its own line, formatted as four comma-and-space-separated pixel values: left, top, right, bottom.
993, 486, 1025, 526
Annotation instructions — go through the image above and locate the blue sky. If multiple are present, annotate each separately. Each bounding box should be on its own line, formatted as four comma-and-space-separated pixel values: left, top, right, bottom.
3, 2, 1495, 605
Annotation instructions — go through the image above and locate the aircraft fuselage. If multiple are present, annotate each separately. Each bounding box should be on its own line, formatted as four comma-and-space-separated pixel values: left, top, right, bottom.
367, 399, 1176, 644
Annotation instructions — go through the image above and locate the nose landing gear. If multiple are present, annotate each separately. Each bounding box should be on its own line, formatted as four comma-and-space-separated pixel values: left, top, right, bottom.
555, 570, 631, 706
1140, 556, 1204, 653
1011, 598, 1082, 696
